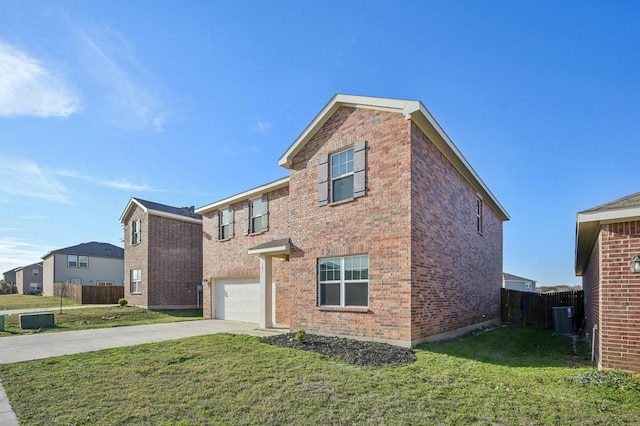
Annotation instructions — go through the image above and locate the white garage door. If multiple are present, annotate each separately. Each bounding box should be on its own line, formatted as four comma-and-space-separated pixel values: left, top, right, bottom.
215, 278, 260, 323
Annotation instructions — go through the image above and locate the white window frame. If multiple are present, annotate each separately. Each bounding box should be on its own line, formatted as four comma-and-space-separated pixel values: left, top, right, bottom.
70, 278, 82, 285
318, 254, 369, 307
78, 256, 89, 268
477, 196, 483, 234
220, 209, 232, 240
97, 281, 113, 286
250, 197, 263, 234
131, 219, 141, 245
330, 148, 354, 203
29, 283, 42, 292
67, 255, 78, 268
32, 269, 39, 276
130, 269, 142, 294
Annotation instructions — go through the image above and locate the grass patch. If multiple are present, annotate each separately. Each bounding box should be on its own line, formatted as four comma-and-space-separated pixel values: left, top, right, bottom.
0, 307, 203, 336
0, 294, 77, 310
1, 326, 639, 424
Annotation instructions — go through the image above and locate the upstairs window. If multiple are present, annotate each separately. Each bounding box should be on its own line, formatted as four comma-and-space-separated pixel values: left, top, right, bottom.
331, 148, 354, 203
477, 197, 483, 234
131, 219, 141, 245
244, 194, 269, 235
32, 269, 39, 276
318, 141, 366, 206
67, 255, 78, 268
217, 207, 234, 240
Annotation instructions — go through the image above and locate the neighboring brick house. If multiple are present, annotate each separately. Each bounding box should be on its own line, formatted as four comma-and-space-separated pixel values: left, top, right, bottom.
503, 272, 536, 292
196, 94, 509, 347
41, 242, 124, 296
14, 262, 44, 294
120, 198, 203, 309
576, 191, 640, 372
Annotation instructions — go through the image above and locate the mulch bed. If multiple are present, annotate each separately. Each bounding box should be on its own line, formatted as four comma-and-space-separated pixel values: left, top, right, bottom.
260, 332, 416, 367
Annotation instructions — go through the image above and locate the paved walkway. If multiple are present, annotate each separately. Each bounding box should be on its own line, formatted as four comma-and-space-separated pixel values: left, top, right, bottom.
0, 320, 286, 425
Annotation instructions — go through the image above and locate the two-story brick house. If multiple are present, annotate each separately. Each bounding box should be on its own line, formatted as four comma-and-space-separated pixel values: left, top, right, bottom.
120, 198, 203, 309
196, 94, 509, 347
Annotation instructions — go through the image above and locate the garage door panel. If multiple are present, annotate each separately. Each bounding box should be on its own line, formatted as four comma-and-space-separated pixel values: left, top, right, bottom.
215, 279, 260, 323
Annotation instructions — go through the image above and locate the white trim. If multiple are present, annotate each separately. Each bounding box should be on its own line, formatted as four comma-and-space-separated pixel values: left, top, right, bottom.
276, 94, 509, 221
577, 207, 640, 224
247, 244, 290, 256
196, 177, 289, 214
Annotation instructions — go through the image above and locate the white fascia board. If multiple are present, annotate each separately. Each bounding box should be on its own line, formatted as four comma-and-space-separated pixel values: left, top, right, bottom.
118, 198, 147, 224
411, 103, 510, 221
247, 244, 290, 256
147, 209, 202, 224
278, 94, 421, 168
196, 177, 290, 214
577, 207, 640, 224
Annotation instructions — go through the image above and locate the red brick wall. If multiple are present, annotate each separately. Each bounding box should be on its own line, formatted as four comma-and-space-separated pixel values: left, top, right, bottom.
599, 221, 640, 371
410, 121, 503, 343
123, 205, 203, 309
287, 106, 414, 344
582, 231, 600, 363
201, 186, 291, 324
123, 206, 148, 307
147, 215, 203, 308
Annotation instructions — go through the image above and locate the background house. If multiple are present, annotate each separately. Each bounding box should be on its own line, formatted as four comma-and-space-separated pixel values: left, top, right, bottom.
503, 272, 536, 292
41, 242, 124, 297
120, 198, 203, 309
576, 191, 640, 372
14, 262, 43, 294
198, 94, 509, 347
2, 268, 17, 294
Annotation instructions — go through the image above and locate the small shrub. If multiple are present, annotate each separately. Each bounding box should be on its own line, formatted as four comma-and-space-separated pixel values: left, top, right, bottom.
118, 298, 128, 308
295, 329, 306, 343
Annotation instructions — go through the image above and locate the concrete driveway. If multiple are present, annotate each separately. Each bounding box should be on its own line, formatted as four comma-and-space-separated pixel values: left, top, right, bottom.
0, 319, 285, 364
0, 319, 286, 425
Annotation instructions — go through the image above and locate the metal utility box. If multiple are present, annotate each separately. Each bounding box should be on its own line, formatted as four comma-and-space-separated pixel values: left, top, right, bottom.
19, 312, 55, 329
0, 315, 4, 331
552, 306, 574, 334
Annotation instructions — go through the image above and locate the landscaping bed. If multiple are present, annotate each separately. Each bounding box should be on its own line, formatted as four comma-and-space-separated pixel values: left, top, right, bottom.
261, 332, 416, 366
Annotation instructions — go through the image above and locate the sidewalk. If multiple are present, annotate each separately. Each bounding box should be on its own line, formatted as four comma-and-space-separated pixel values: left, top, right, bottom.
0, 320, 286, 425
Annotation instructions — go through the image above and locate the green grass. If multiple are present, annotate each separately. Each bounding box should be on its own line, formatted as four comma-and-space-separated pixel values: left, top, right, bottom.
1, 325, 639, 425
0, 307, 203, 337
0, 294, 77, 310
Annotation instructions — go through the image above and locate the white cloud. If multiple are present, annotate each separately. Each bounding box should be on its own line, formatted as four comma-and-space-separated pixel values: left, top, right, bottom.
0, 237, 53, 273
72, 23, 168, 132
0, 42, 80, 118
0, 157, 69, 203
252, 120, 273, 134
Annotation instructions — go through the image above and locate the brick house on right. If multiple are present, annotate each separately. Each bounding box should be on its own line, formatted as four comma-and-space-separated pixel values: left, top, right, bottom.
197, 94, 509, 347
576, 191, 640, 372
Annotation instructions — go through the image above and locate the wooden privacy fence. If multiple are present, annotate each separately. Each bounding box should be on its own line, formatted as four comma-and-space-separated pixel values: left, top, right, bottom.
53, 283, 124, 305
501, 288, 584, 330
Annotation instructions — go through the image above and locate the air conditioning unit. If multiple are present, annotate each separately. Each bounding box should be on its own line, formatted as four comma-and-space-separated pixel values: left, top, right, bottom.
552, 306, 574, 334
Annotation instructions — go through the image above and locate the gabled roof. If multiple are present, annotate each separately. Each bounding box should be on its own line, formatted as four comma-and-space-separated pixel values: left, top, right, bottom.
196, 177, 290, 214
575, 191, 640, 275
14, 262, 43, 272
42, 242, 124, 260
119, 198, 203, 224
277, 94, 509, 221
503, 272, 536, 283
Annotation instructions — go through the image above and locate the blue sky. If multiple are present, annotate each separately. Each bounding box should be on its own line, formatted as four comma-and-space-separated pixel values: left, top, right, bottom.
1, 1, 639, 286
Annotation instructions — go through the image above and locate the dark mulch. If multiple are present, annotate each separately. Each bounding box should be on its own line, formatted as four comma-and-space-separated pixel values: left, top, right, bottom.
260, 332, 416, 367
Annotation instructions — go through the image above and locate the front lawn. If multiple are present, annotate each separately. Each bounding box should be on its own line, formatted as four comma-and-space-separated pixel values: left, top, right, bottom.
1, 326, 638, 425
0, 306, 203, 337
0, 294, 77, 310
